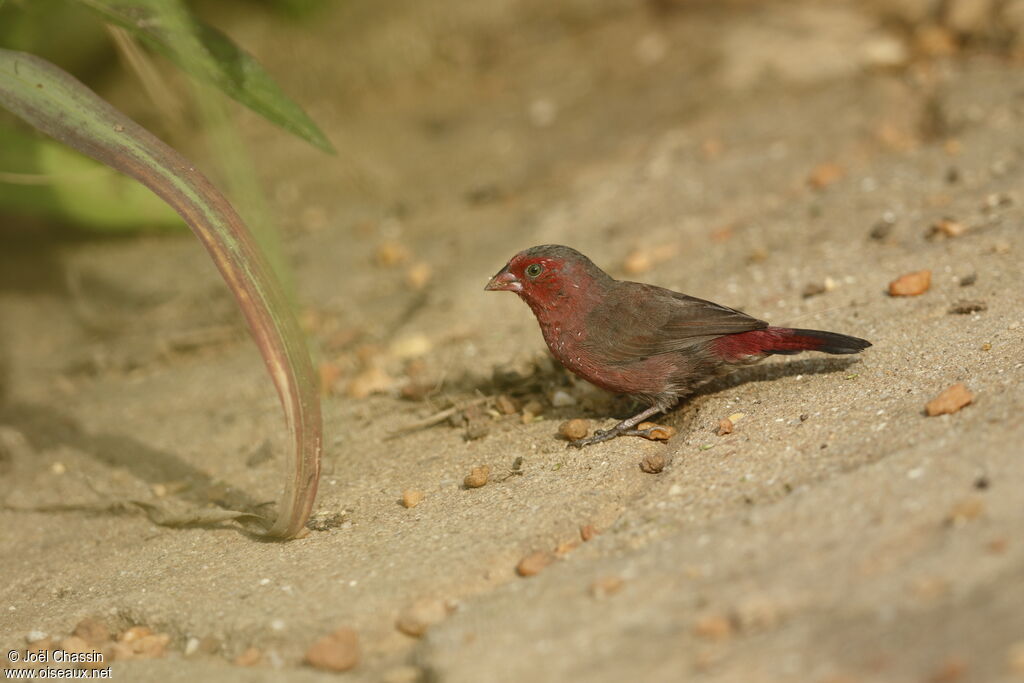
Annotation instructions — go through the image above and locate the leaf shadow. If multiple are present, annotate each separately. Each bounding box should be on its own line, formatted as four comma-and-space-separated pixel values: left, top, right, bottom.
0, 401, 272, 535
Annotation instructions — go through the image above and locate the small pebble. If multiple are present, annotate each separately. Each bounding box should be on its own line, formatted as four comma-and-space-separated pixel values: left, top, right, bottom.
463, 465, 490, 489
927, 217, 967, 238
494, 395, 518, 415
131, 634, 171, 659
405, 262, 432, 290
590, 576, 624, 599
637, 422, 677, 441
889, 269, 931, 296
580, 524, 599, 542
925, 383, 974, 416
807, 162, 844, 189
959, 273, 977, 287
801, 282, 826, 299
559, 419, 590, 441
640, 454, 666, 474
717, 418, 734, 436
521, 400, 544, 424
401, 489, 424, 508
305, 627, 360, 672
234, 647, 262, 667
516, 551, 553, 577
693, 614, 734, 641
119, 626, 153, 644
554, 539, 579, 556
395, 599, 450, 637
374, 241, 410, 267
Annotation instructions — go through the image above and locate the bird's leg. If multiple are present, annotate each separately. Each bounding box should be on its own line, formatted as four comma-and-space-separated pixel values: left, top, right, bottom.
568, 404, 666, 448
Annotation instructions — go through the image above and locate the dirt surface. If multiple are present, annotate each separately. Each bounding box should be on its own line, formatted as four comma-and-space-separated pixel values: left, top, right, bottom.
2, 1, 1024, 681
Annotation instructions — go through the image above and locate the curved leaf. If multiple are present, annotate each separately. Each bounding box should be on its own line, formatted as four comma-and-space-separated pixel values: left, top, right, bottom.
71, 0, 335, 154
0, 49, 322, 540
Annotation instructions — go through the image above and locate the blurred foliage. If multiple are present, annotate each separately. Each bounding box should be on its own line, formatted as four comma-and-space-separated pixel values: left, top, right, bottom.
0, 128, 182, 230
0, 0, 332, 233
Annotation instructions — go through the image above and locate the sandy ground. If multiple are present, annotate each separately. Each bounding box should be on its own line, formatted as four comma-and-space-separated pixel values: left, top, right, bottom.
2, 1, 1023, 681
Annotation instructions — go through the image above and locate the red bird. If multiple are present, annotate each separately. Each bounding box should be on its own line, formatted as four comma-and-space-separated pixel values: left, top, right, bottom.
485, 245, 871, 447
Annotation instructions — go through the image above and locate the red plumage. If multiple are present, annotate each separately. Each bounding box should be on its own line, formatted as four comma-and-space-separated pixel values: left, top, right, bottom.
486, 245, 871, 447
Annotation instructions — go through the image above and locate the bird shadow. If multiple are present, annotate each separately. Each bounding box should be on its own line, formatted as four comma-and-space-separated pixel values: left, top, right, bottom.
696, 355, 862, 398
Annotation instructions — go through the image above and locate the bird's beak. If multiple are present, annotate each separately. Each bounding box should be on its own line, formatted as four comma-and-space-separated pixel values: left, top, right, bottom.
484, 266, 522, 292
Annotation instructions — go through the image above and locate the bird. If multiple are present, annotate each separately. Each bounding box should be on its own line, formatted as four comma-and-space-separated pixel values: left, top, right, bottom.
484, 245, 871, 448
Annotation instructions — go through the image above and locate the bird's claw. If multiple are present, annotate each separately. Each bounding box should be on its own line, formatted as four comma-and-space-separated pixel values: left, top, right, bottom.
567, 428, 617, 449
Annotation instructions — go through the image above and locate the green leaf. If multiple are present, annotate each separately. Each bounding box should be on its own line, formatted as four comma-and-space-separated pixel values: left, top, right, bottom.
71, 0, 335, 153
0, 127, 184, 230
0, 49, 323, 539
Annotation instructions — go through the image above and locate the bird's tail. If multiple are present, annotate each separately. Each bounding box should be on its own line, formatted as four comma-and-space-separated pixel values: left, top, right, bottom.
713, 327, 871, 360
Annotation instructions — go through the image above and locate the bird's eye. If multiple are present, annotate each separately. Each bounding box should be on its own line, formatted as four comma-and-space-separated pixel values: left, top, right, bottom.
525, 263, 543, 278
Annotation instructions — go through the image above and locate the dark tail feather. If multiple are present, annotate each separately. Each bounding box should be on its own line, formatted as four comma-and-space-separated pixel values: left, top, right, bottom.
762, 327, 872, 355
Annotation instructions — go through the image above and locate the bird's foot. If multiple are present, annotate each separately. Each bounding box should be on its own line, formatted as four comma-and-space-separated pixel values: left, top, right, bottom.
567, 428, 620, 449
621, 423, 677, 442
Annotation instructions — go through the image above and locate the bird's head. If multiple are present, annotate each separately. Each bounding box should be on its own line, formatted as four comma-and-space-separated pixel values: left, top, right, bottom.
485, 245, 608, 310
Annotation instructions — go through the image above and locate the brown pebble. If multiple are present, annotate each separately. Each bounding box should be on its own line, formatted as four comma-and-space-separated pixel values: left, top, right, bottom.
717, 418, 734, 436
590, 576, 624, 599
464, 465, 490, 488
693, 614, 734, 641
808, 162, 845, 189
402, 489, 424, 508
521, 400, 544, 418
801, 282, 826, 298
554, 539, 580, 556
889, 269, 932, 296
640, 453, 666, 474
305, 627, 360, 672
637, 422, 677, 441
396, 599, 450, 637
516, 551, 553, 577
374, 241, 410, 267
73, 617, 109, 646
559, 419, 590, 441
405, 262, 432, 290
928, 217, 967, 239
234, 647, 262, 667
132, 633, 170, 659
495, 395, 518, 415
925, 383, 974, 416
580, 524, 599, 542
119, 626, 153, 643
987, 538, 1008, 554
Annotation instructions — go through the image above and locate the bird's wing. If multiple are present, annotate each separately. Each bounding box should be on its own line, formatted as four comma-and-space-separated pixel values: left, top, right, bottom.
582, 282, 767, 363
